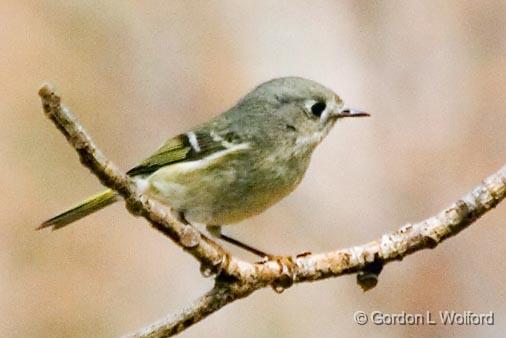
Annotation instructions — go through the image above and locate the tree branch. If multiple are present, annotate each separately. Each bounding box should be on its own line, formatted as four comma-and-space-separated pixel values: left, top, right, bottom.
38, 84, 227, 271
39, 84, 506, 337
130, 279, 254, 338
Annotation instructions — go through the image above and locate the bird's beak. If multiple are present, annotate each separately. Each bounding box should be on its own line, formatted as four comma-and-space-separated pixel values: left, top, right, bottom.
335, 107, 370, 118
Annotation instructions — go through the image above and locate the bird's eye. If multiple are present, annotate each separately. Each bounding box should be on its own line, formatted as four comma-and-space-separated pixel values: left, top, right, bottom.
310, 101, 326, 117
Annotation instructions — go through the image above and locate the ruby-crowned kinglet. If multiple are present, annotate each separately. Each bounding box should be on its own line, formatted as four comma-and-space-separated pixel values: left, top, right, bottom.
40, 77, 369, 256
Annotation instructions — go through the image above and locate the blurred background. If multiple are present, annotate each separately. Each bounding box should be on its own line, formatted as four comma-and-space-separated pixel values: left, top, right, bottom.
1, 1, 506, 337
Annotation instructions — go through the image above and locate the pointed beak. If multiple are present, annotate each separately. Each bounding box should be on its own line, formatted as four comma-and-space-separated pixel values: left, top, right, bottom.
335, 107, 370, 118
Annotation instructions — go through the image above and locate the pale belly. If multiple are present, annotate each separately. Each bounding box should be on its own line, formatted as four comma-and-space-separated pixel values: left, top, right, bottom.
139, 150, 309, 225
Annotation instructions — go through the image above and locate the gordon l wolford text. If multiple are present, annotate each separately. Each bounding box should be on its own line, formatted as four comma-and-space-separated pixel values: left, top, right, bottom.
370, 310, 494, 325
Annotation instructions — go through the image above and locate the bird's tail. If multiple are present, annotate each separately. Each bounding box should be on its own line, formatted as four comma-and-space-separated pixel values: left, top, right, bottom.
38, 189, 119, 230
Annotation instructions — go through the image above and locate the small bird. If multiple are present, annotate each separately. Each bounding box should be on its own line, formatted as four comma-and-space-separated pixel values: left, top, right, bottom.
39, 77, 369, 256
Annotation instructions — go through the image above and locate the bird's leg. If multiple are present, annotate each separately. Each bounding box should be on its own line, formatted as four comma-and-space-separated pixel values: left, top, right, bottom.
177, 211, 190, 225
178, 213, 270, 257
206, 225, 272, 258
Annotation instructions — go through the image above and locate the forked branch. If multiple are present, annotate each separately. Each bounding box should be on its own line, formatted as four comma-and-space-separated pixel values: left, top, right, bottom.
38, 84, 506, 337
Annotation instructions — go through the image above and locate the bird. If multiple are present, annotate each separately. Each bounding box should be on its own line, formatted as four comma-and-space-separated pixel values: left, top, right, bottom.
39, 77, 369, 256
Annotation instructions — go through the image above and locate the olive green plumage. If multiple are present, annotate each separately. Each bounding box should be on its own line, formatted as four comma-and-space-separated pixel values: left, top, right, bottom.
39, 189, 118, 230
40, 77, 368, 230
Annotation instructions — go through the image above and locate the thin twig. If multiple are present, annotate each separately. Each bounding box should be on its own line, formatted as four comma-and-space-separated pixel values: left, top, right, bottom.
39, 84, 506, 337
38, 84, 228, 271
129, 279, 255, 338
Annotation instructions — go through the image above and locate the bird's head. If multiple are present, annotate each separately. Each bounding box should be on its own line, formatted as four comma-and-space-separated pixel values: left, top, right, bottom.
242, 77, 369, 149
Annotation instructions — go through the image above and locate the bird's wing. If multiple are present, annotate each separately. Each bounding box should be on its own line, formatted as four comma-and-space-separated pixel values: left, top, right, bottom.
126, 131, 233, 176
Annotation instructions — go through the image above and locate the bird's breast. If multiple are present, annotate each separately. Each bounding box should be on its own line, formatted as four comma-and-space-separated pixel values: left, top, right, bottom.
142, 144, 311, 225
